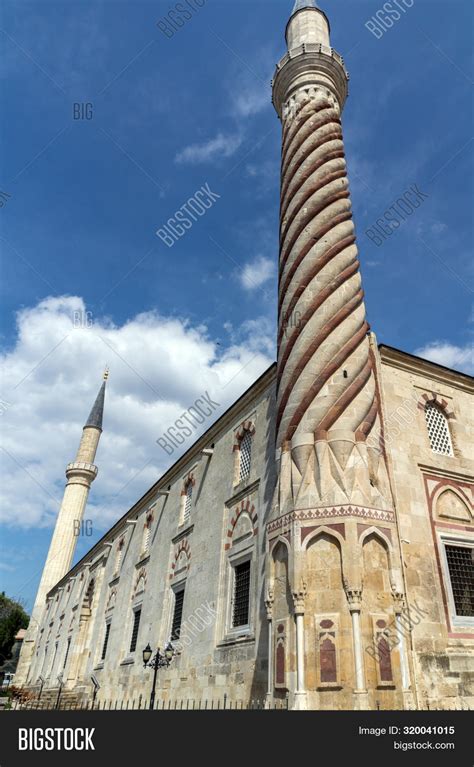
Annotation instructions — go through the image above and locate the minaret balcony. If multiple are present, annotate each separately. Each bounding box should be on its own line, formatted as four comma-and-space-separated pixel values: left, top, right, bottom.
274, 42, 347, 74
65, 461, 98, 483
272, 43, 349, 117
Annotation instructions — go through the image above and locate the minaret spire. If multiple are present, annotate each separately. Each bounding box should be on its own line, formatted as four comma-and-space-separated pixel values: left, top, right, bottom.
14, 374, 108, 685
84, 369, 108, 430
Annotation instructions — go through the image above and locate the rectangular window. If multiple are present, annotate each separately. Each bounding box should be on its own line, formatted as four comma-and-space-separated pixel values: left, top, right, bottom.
232, 560, 251, 627
171, 589, 185, 641
49, 642, 59, 677
445, 545, 474, 617
183, 484, 192, 525
63, 637, 71, 670
143, 525, 151, 552
239, 432, 252, 482
129, 609, 141, 653
101, 622, 111, 661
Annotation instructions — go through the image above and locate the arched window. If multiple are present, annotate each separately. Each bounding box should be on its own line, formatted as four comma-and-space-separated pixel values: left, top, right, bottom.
424, 402, 453, 456
238, 430, 252, 482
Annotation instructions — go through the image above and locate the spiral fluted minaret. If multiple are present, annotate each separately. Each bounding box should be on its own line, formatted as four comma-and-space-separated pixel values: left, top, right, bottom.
272, 3, 391, 511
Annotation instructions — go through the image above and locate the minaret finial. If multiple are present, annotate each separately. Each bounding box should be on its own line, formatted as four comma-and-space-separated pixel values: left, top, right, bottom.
291, 0, 317, 14
84, 375, 107, 431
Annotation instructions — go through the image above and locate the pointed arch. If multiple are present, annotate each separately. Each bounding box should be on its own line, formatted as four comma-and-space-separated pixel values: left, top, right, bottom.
433, 486, 473, 524
359, 525, 392, 554
224, 500, 258, 550
302, 524, 346, 551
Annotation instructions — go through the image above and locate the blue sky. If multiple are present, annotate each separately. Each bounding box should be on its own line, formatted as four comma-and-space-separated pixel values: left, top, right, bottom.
1, 0, 472, 612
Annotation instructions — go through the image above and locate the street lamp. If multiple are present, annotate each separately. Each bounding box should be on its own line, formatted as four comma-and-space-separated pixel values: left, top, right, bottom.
37, 675, 45, 702
142, 642, 175, 710
55, 673, 63, 710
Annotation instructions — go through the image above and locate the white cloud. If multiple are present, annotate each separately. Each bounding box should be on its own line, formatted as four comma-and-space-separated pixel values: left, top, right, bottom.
239, 256, 275, 291
233, 85, 269, 118
0, 296, 274, 530
414, 340, 473, 375
175, 133, 242, 165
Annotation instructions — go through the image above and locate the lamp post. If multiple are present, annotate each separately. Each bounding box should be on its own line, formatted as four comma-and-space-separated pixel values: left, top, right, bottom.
142, 642, 175, 710
91, 674, 100, 708
55, 673, 63, 710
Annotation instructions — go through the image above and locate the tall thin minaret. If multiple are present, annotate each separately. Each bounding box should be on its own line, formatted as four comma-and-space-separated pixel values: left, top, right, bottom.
14, 372, 108, 685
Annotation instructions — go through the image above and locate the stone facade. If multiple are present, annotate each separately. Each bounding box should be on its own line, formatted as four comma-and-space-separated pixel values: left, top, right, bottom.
17, 351, 473, 709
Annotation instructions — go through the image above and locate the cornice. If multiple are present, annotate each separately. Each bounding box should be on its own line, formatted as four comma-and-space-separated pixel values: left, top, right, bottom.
379, 345, 473, 394
418, 463, 474, 484
225, 479, 261, 508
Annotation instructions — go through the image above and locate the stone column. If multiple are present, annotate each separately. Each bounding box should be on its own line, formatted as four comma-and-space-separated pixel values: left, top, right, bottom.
392, 591, 415, 709
264, 588, 274, 706
292, 581, 307, 710
345, 585, 369, 708
393, 592, 410, 690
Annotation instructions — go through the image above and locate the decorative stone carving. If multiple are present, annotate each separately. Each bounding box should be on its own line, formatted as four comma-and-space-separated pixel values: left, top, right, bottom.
264, 587, 274, 620
344, 583, 362, 612
292, 579, 307, 614
391, 590, 406, 615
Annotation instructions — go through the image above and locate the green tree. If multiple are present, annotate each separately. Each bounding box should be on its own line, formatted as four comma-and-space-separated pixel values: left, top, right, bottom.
0, 592, 29, 666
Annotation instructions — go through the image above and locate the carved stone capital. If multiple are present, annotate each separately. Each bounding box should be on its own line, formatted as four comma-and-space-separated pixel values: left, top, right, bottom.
391, 589, 406, 614
264, 587, 274, 620
344, 581, 362, 612
292, 579, 307, 614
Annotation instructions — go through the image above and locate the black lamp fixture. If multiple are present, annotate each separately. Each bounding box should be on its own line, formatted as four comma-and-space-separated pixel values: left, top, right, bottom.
142, 641, 175, 710
142, 644, 153, 665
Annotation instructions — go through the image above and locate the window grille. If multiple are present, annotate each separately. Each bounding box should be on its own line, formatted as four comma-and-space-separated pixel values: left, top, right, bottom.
129, 609, 141, 653
171, 589, 185, 641
425, 403, 453, 456
63, 637, 71, 670
445, 545, 474, 617
115, 542, 124, 573
239, 431, 252, 482
143, 523, 151, 552
101, 623, 111, 661
232, 560, 251, 627
183, 483, 193, 524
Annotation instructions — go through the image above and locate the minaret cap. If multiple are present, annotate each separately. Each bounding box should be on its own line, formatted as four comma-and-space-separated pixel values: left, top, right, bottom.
84, 371, 108, 431
292, 0, 317, 12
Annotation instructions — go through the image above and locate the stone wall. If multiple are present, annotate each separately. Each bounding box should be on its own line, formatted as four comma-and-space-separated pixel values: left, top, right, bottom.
379, 345, 473, 709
